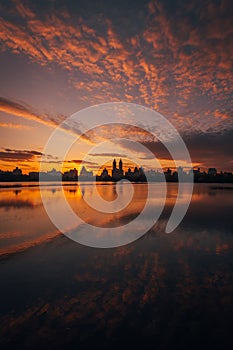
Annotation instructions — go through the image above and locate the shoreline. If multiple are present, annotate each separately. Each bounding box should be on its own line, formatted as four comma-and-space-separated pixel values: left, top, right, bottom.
0, 182, 233, 189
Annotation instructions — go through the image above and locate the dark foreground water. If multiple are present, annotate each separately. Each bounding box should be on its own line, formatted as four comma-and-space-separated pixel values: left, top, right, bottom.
0, 183, 232, 349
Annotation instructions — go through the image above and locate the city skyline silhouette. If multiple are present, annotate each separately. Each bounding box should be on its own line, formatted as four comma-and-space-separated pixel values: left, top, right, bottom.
1, 158, 233, 183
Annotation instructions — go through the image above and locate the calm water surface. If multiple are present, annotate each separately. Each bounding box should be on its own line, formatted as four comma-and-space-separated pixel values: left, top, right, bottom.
0, 183, 232, 349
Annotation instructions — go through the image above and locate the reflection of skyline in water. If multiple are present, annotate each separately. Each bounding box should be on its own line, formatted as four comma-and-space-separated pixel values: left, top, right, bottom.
0, 183, 232, 349
0, 183, 232, 256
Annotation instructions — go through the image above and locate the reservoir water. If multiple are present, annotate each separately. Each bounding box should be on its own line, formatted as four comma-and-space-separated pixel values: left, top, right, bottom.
0, 182, 232, 349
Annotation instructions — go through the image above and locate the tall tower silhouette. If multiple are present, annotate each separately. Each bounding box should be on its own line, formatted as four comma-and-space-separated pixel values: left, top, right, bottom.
119, 159, 123, 171
112, 158, 124, 180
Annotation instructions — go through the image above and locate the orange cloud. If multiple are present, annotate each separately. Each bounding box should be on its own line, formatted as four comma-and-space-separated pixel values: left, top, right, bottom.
0, 122, 31, 129
0, 97, 94, 145
0, 97, 57, 128
0, 0, 232, 159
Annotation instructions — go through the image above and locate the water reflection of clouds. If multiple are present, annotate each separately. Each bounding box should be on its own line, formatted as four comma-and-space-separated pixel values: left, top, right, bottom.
0, 219, 232, 348
0, 188, 59, 256
0, 183, 232, 257
0, 199, 35, 209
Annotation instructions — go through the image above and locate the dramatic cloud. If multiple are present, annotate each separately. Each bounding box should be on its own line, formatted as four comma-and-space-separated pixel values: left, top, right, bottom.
0, 0, 232, 132
89, 153, 127, 158
0, 97, 93, 143
85, 124, 155, 144
0, 0, 232, 170
142, 129, 233, 171
66, 159, 98, 166
0, 122, 31, 129
0, 148, 43, 162
182, 129, 233, 170
0, 97, 57, 128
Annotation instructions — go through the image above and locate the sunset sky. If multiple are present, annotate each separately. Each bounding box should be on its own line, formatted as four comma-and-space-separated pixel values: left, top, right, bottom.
0, 0, 232, 174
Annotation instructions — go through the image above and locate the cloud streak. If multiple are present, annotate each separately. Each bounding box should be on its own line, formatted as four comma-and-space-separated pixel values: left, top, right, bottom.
142, 129, 233, 171
0, 97, 93, 144
0, 97, 57, 128
0, 148, 43, 162
0, 122, 31, 129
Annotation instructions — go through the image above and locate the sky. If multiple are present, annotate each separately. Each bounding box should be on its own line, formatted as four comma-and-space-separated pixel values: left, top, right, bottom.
0, 0, 232, 174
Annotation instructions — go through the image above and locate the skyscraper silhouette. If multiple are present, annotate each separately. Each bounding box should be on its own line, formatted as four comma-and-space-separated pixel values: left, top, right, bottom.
119, 159, 123, 171
112, 159, 124, 180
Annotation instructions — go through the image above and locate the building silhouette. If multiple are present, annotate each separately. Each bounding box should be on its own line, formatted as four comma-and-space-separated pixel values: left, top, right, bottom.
12, 167, 22, 176
99, 168, 110, 181
79, 166, 93, 181
208, 168, 217, 176
125, 166, 145, 181
63, 168, 78, 181
0, 161, 233, 183
112, 159, 124, 180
